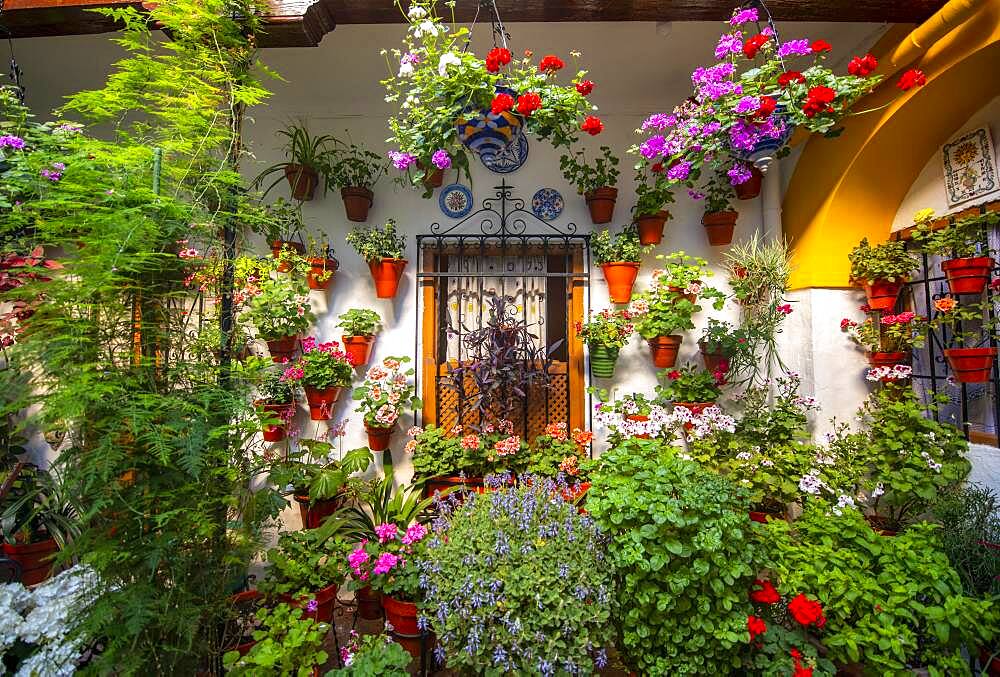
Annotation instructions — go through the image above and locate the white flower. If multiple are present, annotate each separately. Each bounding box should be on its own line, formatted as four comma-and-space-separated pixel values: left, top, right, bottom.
413, 19, 438, 38
407, 5, 427, 19
437, 51, 462, 76
832, 494, 855, 516
735, 451, 752, 461
398, 61, 415, 77
921, 451, 942, 473
798, 471, 824, 495
871, 482, 884, 498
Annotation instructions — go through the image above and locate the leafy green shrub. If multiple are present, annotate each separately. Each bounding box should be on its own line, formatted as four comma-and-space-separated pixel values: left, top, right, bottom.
328, 632, 410, 676
931, 483, 1000, 599
559, 145, 620, 194
346, 219, 406, 262
910, 208, 998, 259
848, 237, 918, 282
587, 439, 757, 675
222, 603, 329, 676
245, 273, 314, 341
337, 309, 381, 337
259, 528, 350, 598
591, 225, 644, 264
326, 137, 387, 190
655, 363, 723, 402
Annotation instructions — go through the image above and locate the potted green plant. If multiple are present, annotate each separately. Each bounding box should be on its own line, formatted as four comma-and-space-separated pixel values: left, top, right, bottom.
840, 310, 927, 367
280, 337, 355, 419
255, 123, 336, 202
352, 356, 421, 452
346, 219, 408, 299
911, 208, 999, 296
560, 146, 620, 224
700, 169, 738, 246
407, 425, 486, 493
631, 166, 675, 245
303, 236, 339, 292
330, 632, 411, 676
269, 441, 373, 529
337, 309, 382, 368
591, 390, 671, 442
244, 273, 314, 363
655, 363, 724, 413
525, 424, 595, 499
698, 318, 745, 373
222, 603, 330, 676
253, 361, 297, 442
929, 296, 998, 383
260, 198, 307, 269
259, 525, 351, 625
327, 137, 387, 222
592, 225, 645, 303
576, 308, 635, 378
848, 237, 919, 312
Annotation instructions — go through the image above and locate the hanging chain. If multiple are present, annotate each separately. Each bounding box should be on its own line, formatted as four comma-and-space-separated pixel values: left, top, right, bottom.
740, 0, 785, 70
0, 0, 26, 104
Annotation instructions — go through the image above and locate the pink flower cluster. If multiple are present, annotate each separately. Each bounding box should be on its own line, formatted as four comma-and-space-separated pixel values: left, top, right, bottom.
493, 435, 520, 456
374, 522, 399, 543
880, 311, 918, 325
461, 433, 480, 450
401, 523, 427, 545
348, 542, 371, 581
866, 364, 913, 382
372, 552, 399, 575
281, 365, 304, 381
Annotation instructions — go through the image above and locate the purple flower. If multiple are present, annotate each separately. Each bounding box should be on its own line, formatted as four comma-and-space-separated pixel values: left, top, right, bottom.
734, 95, 760, 114
729, 119, 762, 151
698, 80, 742, 102
777, 39, 812, 58
306, 598, 319, 613
375, 522, 399, 543
728, 162, 753, 185
52, 162, 66, 171
431, 149, 451, 170
0, 135, 25, 150
692, 62, 735, 86
372, 552, 400, 575
401, 523, 428, 545
388, 150, 417, 170
702, 121, 722, 136
641, 113, 673, 131
401, 51, 421, 65
594, 648, 608, 669
715, 32, 743, 59
40, 168, 62, 182
639, 135, 666, 159
730, 7, 758, 25
688, 189, 705, 200
666, 160, 692, 181
347, 545, 370, 572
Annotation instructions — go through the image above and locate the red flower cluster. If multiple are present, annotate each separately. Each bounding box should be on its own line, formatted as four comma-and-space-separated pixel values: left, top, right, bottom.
485, 47, 512, 73
581, 116, 604, 136
897, 68, 927, 91
743, 33, 770, 59
749, 579, 780, 604
791, 648, 813, 677
538, 54, 565, 73
777, 303, 793, 315
811, 39, 832, 53
840, 317, 858, 331
880, 310, 918, 325
754, 95, 777, 120
667, 369, 681, 380
491, 92, 514, 115
802, 86, 836, 118
847, 53, 878, 77
778, 71, 806, 88
516, 92, 542, 116
747, 615, 767, 642
576, 80, 594, 96
788, 593, 827, 628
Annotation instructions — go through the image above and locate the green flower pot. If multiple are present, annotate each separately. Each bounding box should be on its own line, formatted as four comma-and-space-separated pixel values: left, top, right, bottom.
589, 345, 620, 379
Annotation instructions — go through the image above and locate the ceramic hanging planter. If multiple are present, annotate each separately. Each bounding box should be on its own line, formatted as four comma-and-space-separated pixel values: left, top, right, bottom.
365, 422, 393, 452
647, 335, 682, 368
600, 261, 640, 304
589, 345, 620, 379
284, 164, 319, 201
585, 186, 618, 224
455, 86, 524, 160
342, 335, 376, 367
944, 347, 998, 383
862, 278, 907, 312
303, 385, 342, 420
341, 186, 374, 223
265, 336, 298, 363
422, 166, 445, 189
941, 256, 994, 295
368, 258, 408, 299
702, 210, 738, 246
305, 257, 339, 291
635, 210, 670, 245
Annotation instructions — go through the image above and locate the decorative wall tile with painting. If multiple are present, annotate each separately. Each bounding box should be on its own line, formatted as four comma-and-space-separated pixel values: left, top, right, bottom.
942, 126, 999, 208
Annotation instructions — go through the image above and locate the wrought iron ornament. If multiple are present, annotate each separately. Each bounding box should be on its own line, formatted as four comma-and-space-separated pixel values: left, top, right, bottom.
429, 180, 578, 237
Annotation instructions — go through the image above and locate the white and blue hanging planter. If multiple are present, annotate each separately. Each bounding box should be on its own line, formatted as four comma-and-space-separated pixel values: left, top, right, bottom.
734, 105, 795, 172
455, 86, 524, 163
482, 134, 529, 174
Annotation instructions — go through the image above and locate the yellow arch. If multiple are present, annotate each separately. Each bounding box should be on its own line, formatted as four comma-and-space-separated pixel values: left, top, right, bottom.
783, 0, 1000, 289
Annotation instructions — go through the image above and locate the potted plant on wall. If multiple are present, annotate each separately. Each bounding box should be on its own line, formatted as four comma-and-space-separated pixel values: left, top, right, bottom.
700, 169, 739, 246
260, 198, 306, 269
244, 272, 314, 363
337, 309, 382, 368
929, 296, 998, 383
848, 238, 919, 312
258, 526, 350, 626
269, 442, 373, 529
559, 146, 620, 224
841, 310, 927, 367
592, 225, 646, 303
255, 123, 335, 202
252, 360, 297, 442
347, 219, 408, 299
698, 318, 745, 374
281, 337, 355, 420
328, 137, 387, 223
632, 167, 675, 245
656, 363, 725, 414
302, 236, 339, 292
406, 425, 491, 494
576, 308, 635, 378
353, 356, 421, 452
911, 208, 999, 296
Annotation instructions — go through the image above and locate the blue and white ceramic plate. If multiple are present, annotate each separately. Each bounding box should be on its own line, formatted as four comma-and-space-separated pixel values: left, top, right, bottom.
439, 183, 474, 219
531, 188, 564, 221
481, 133, 529, 174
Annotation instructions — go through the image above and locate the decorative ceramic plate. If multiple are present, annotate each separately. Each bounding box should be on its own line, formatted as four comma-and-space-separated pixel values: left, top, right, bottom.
531, 188, 564, 221
439, 184, 474, 219
481, 133, 529, 174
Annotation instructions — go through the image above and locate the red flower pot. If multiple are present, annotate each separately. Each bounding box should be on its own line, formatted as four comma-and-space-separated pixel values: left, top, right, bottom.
585, 186, 618, 224
368, 258, 408, 299
3, 538, 58, 585
294, 494, 343, 530
265, 336, 298, 363
365, 423, 393, 452
383, 595, 420, 637
979, 647, 1000, 677
667, 282, 700, 304
945, 347, 998, 383
356, 585, 382, 620
702, 210, 738, 246
305, 257, 338, 291
942, 256, 993, 295
270, 240, 305, 272
862, 278, 906, 312
635, 210, 670, 246
342, 335, 375, 368
258, 401, 295, 442
734, 165, 762, 200
423, 475, 486, 500
285, 164, 319, 201
867, 351, 910, 368
647, 335, 682, 368
282, 582, 339, 624
625, 414, 651, 439
341, 186, 374, 223
303, 385, 342, 420
600, 261, 640, 304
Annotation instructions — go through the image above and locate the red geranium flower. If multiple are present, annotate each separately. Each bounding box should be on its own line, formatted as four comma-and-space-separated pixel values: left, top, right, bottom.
778, 70, 806, 87
539, 54, 565, 73
651, 162, 664, 173
848, 53, 878, 77
755, 95, 777, 120
576, 80, 594, 96
516, 92, 542, 116
788, 593, 827, 628
750, 579, 780, 604
581, 116, 604, 136
667, 370, 681, 380
491, 92, 514, 115
485, 47, 512, 73
747, 615, 767, 641
743, 33, 769, 59
811, 39, 832, 53
793, 667, 814, 677
802, 86, 836, 118
897, 68, 927, 91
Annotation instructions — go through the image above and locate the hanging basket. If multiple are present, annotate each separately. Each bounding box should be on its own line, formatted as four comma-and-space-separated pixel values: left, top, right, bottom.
368, 258, 408, 299
600, 261, 640, 304
941, 256, 994, 295
341, 187, 374, 223
635, 210, 670, 245
733, 107, 794, 171
647, 335, 682, 368
342, 335, 376, 367
862, 278, 907, 312
702, 210, 738, 246
589, 344, 620, 379
944, 347, 998, 383
585, 187, 618, 225
455, 87, 524, 161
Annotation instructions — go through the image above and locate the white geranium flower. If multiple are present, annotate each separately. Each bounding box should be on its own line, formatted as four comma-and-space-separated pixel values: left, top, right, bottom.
413, 19, 438, 38
437, 52, 462, 76
407, 5, 427, 19
398, 61, 415, 77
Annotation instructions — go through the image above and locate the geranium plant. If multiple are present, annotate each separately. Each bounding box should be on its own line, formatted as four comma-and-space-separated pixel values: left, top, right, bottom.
259, 527, 350, 599
575, 308, 634, 348
928, 295, 995, 348
407, 424, 492, 479
632, 165, 676, 219
699, 318, 747, 358
244, 272, 314, 342
840, 310, 927, 354
338, 309, 382, 337
910, 208, 998, 259
591, 225, 644, 265
352, 356, 421, 430
525, 422, 595, 481
284, 337, 354, 390
591, 390, 673, 442
559, 145, 620, 195
656, 363, 725, 403
330, 632, 411, 676
744, 580, 836, 676
346, 520, 430, 604
346, 219, 406, 263
327, 136, 387, 191
847, 237, 918, 283
222, 603, 330, 677
629, 275, 723, 341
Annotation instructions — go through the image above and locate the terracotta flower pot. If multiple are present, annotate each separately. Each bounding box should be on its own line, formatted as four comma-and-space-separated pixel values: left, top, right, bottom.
862, 278, 907, 312
303, 385, 342, 420
270, 240, 305, 272
625, 414, 651, 439
749, 510, 782, 524
600, 261, 640, 304
282, 582, 339, 624
867, 351, 910, 368
702, 210, 738, 246
305, 257, 338, 291
382, 595, 420, 637
942, 256, 994, 295
584, 186, 618, 224
944, 347, 998, 383
368, 258, 408, 299
259, 401, 295, 442
294, 494, 343, 530
342, 335, 375, 368
668, 283, 700, 305
423, 167, 444, 189
356, 585, 383, 620
635, 210, 670, 246
3, 538, 58, 585
589, 344, 620, 379
734, 165, 762, 200
284, 164, 319, 201
865, 514, 898, 537
265, 336, 298, 363
698, 342, 729, 373
647, 335, 682, 368
365, 422, 393, 452
341, 186, 374, 223
423, 475, 486, 499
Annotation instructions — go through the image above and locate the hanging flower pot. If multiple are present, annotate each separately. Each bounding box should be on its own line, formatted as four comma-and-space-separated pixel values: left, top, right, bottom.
941, 256, 994, 295
667, 282, 700, 305
589, 344, 620, 379
647, 334, 682, 368
600, 261, 640, 304
305, 257, 339, 291
270, 240, 306, 272
734, 165, 763, 200
944, 347, 998, 383
585, 187, 618, 225
342, 335, 376, 367
365, 422, 393, 452
356, 585, 383, 620
635, 210, 670, 245
673, 402, 714, 415
625, 414, 651, 439
702, 210, 738, 246
265, 336, 298, 363
341, 186, 374, 223
303, 385, 342, 420
455, 86, 524, 161
698, 341, 729, 373
258, 401, 295, 442
284, 164, 319, 201
294, 494, 343, 530
862, 278, 907, 312
422, 166, 444, 189
2, 539, 58, 585
867, 351, 910, 368
368, 258, 408, 299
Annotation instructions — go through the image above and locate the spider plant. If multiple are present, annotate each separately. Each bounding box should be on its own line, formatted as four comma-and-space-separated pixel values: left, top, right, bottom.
254, 123, 337, 199
344, 475, 437, 540
1, 461, 80, 548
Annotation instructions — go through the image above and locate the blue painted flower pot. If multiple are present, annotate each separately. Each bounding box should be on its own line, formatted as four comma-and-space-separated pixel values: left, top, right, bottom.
455, 86, 524, 161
